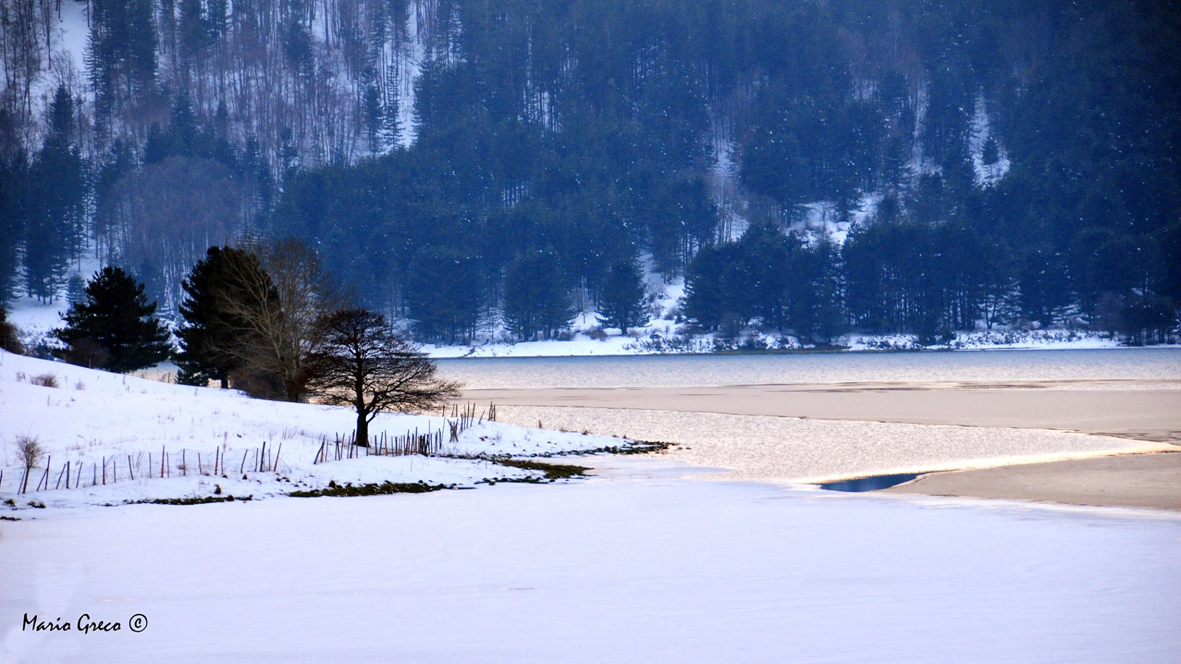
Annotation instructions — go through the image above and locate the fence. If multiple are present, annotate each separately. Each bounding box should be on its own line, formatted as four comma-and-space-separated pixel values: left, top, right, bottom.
0, 443, 286, 496
313, 401, 494, 464
2, 402, 499, 495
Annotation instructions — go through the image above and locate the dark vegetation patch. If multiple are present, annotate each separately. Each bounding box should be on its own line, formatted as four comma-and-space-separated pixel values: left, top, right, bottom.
489, 459, 589, 482
612, 440, 674, 455
130, 495, 253, 506
289, 480, 452, 498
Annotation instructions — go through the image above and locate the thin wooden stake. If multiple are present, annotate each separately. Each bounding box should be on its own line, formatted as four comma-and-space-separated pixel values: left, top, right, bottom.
35, 457, 49, 491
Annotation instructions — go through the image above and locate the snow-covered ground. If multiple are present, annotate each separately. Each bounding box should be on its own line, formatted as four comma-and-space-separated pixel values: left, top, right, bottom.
3, 342, 1180, 661
2, 459, 1179, 663
0, 351, 636, 510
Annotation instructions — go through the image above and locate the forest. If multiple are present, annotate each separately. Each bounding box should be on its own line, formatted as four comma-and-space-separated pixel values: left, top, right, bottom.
1, 0, 1179, 345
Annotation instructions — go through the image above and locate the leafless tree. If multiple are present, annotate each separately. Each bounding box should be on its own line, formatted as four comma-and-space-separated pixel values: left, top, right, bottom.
15, 433, 43, 471
212, 237, 345, 401
308, 308, 460, 446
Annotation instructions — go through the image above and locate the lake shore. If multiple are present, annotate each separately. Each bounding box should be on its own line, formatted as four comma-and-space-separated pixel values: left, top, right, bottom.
461, 378, 1181, 510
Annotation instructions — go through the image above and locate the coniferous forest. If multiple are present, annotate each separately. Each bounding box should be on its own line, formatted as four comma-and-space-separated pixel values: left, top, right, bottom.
1, 0, 1179, 345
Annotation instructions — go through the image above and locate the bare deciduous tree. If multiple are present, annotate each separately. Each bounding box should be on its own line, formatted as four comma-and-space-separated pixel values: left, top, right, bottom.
212, 237, 345, 401
307, 308, 460, 446
15, 434, 43, 470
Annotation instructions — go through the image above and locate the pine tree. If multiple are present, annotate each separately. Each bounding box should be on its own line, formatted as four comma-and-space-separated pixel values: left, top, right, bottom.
66, 273, 87, 305
598, 259, 647, 332
52, 267, 172, 373
504, 250, 574, 340
0, 155, 23, 303
406, 245, 482, 343
981, 136, 1000, 167
381, 66, 402, 149
25, 86, 85, 302
173, 246, 253, 387
362, 76, 383, 155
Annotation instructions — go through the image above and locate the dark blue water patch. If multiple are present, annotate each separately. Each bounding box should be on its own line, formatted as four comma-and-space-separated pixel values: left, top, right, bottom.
818, 473, 921, 492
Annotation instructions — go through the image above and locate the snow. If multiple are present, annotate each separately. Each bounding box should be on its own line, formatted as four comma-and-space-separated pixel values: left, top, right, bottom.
6, 255, 106, 349
908, 80, 936, 179
708, 127, 748, 242
52, 1, 90, 75
3, 344, 1180, 660
5, 296, 67, 350
395, 1, 428, 148
0, 351, 635, 509
842, 328, 1125, 352
969, 93, 1011, 187
2, 459, 1179, 662
789, 192, 881, 246
421, 327, 1134, 358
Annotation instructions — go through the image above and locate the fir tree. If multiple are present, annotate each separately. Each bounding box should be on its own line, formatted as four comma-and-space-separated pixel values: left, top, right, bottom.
173, 246, 253, 387
406, 246, 482, 343
504, 250, 573, 340
25, 86, 85, 302
981, 136, 1000, 167
52, 267, 172, 373
66, 273, 87, 306
0, 156, 23, 303
598, 259, 648, 332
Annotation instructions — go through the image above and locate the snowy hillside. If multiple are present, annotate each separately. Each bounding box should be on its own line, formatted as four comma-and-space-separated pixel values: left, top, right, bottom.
6, 279, 1128, 362
0, 351, 638, 510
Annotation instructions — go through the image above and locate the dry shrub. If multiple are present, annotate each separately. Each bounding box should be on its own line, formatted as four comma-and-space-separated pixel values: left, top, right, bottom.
30, 373, 58, 388
15, 435, 44, 471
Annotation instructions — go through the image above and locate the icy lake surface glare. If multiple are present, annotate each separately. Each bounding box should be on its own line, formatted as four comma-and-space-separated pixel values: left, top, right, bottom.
437, 347, 1181, 389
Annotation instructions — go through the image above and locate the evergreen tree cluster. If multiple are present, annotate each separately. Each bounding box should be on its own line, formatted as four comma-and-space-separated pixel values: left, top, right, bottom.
173, 239, 345, 401
1, 0, 1178, 344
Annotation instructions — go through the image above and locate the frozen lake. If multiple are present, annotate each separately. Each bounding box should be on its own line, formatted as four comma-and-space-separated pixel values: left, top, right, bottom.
438, 348, 1181, 389
440, 349, 1181, 482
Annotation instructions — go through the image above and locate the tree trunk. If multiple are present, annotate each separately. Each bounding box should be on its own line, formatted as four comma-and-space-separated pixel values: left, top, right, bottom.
355, 410, 369, 447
